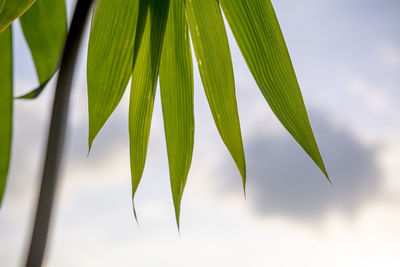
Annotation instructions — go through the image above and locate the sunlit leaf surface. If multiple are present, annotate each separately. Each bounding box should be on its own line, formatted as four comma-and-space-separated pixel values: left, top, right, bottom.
0, 0, 328, 222
129, 0, 170, 217
87, 0, 139, 148
186, 0, 246, 187
0, 0, 36, 32
159, 0, 194, 227
220, 0, 328, 179
19, 0, 67, 86
0, 26, 12, 205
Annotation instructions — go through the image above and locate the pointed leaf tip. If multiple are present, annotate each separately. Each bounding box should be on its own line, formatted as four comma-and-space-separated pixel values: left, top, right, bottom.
129, 0, 170, 219
20, 0, 67, 86
132, 199, 140, 226
15, 77, 51, 100
87, 0, 139, 148
186, 0, 246, 187
174, 197, 181, 231
220, 0, 328, 179
160, 0, 194, 230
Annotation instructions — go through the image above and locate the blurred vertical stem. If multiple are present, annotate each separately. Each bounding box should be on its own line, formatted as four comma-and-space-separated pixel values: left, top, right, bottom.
25, 0, 93, 266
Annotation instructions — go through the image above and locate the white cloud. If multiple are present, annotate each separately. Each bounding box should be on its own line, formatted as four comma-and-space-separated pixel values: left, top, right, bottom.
348, 77, 388, 111
378, 41, 400, 69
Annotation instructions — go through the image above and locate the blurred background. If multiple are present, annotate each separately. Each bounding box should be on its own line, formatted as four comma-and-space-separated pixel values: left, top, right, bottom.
1, 0, 399, 266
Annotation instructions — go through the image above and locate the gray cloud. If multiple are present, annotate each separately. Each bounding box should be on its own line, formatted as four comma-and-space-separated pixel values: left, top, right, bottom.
218, 113, 383, 221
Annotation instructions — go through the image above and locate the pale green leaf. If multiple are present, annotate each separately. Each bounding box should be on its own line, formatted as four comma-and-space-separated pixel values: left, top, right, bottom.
19, 0, 66, 88
0, 26, 12, 205
159, 0, 194, 227
186, 0, 246, 188
87, 0, 139, 148
0, 0, 35, 32
129, 0, 170, 217
219, 0, 328, 180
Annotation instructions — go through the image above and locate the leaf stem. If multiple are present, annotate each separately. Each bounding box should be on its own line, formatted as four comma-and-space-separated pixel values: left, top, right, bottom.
25, 0, 93, 266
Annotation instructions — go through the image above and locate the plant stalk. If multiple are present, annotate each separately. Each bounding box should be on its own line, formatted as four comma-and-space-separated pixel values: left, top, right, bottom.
25, 0, 93, 266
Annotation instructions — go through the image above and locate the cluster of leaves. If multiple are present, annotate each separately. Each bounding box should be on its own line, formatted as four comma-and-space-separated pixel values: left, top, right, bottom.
0, 0, 67, 204
0, 0, 328, 226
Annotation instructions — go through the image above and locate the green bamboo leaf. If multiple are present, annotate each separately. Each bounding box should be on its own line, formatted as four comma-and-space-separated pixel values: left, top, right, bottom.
19, 0, 66, 86
0, 26, 12, 205
186, 0, 246, 188
0, 0, 35, 32
219, 0, 328, 180
16, 0, 66, 99
87, 0, 139, 148
159, 0, 194, 227
129, 0, 170, 218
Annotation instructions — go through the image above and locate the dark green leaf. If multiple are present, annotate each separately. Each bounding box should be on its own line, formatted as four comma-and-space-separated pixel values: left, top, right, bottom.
0, 26, 12, 205
159, 0, 194, 227
186, 0, 246, 188
19, 0, 67, 85
87, 0, 139, 148
129, 0, 170, 217
219, 0, 329, 179
0, 0, 35, 32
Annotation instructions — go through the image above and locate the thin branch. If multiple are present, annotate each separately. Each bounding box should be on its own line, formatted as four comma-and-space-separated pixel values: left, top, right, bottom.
25, 0, 93, 266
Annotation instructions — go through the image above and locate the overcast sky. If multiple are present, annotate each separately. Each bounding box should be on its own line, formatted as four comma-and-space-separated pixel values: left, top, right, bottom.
1, 0, 400, 266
